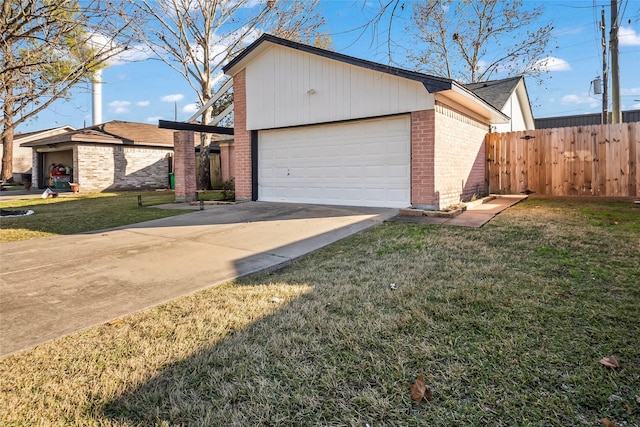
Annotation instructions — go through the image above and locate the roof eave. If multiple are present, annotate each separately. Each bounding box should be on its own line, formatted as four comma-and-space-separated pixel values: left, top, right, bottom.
448, 82, 510, 124
20, 133, 122, 147
14, 126, 76, 144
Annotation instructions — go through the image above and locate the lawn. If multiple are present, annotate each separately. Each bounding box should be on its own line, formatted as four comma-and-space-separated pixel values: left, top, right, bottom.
0, 199, 638, 426
0, 191, 194, 242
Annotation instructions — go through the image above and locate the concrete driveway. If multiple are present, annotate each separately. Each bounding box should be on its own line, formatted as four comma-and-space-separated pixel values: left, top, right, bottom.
0, 202, 396, 358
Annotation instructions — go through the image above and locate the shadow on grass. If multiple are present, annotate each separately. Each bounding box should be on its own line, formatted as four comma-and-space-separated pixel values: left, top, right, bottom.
98, 203, 640, 425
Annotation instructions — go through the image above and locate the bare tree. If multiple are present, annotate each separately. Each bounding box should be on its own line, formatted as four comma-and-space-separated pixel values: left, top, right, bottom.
408, 0, 554, 83
128, 0, 325, 190
0, 0, 139, 182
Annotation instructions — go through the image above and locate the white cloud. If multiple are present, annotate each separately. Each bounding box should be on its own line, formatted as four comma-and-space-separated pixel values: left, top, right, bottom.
189, 26, 262, 67
78, 33, 153, 67
476, 59, 488, 73
621, 87, 640, 96
183, 103, 199, 113
560, 93, 599, 108
110, 44, 155, 66
534, 56, 571, 72
108, 100, 131, 114
619, 26, 640, 47
161, 94, 184, 103
632, 103, 640, 109
146, 116, 163, 123
136, 101, 150, 107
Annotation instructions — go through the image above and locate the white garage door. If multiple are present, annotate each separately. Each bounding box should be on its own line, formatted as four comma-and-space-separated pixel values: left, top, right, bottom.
258, 115, 410, 208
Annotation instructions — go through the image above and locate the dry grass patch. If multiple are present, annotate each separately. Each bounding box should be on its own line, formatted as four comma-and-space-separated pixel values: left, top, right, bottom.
0, 283, 310, 425
0, 191, 191, 242
0, 199, 638, 426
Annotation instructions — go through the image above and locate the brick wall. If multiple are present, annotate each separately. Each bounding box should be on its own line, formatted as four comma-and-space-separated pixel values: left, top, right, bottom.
232, 70, 252, 201
76, 144, 172, 192
433, 103, 489, 208
173, 131, 197, 202
411, 109, 437, 209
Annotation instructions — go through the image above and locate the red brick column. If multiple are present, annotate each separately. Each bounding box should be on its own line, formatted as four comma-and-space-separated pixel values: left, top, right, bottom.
174, 130, 196, 202
411, 109, 437, 208
232, 69, 251, 201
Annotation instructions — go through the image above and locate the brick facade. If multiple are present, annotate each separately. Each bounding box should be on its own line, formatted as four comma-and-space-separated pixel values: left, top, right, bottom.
173, 131, 197, 202
76, 144, 172, 193
229, 67, 490, 210
232, 69, 252, 201
411, 110, 437, 209
410, 105, 488, 210
433, 103, 489, 208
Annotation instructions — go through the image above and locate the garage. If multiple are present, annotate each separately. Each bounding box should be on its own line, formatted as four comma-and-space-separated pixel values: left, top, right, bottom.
258, 115, 410, 208
223, 34, 508, 210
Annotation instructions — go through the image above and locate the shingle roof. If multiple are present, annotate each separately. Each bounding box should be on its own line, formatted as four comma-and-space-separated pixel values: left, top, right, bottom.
21, 121, 184, 147
14, 126, 75, 141
464, 76, 523, 110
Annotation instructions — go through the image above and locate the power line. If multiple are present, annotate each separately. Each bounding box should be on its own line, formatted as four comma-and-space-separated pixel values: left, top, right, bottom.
619, 0, 629, 22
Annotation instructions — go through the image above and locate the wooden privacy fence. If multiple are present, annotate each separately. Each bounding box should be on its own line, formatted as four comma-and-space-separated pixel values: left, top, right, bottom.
486, 123, 639, 197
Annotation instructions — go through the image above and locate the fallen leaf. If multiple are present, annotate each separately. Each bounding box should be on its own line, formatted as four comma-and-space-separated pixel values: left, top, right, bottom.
625, 403, 633, 414
106, 318, 123, 326
599, 355, 620, 369
601, 418, 619, 427
336, 250, 344, 254
410, 375, 432, 402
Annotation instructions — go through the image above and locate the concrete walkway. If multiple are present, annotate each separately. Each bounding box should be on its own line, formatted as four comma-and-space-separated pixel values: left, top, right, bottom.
0, 202, 396, 358
390, 195, 528, 227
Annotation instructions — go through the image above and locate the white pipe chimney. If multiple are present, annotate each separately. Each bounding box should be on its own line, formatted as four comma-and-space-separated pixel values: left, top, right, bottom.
92, 69, 103, 125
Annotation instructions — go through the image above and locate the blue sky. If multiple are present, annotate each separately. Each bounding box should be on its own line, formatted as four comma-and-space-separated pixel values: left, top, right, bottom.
16, 0, 640, 134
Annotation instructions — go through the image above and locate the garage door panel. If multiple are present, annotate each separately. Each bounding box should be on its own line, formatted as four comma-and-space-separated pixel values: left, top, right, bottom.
388, 165, 410, 178
258, 115, 410, 208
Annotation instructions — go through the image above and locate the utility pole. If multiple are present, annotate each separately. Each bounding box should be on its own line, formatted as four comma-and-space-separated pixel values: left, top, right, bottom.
601, 9, 608, 125
610, 0, 622, 124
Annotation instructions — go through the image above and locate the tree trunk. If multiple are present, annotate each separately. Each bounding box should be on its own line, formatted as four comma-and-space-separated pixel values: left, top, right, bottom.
197, 99, 214, 190
1, 42, 15, 182
0, 80, 13, 182
1, 130, 14, 182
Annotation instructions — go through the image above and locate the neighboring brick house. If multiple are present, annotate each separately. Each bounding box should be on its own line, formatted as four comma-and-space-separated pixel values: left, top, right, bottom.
1, 126, 75, 183
222, 34, 512, 210
20, 121, 226, 193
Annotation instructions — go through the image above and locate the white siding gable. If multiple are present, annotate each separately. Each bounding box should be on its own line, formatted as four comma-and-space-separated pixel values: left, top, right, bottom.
245, 45, 434, 130
494, 92, 526, 132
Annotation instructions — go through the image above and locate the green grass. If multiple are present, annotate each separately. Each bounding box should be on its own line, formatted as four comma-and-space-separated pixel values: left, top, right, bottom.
0, 191, 192, 242
0, 199, 638, 426
0, 185, 26, 191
